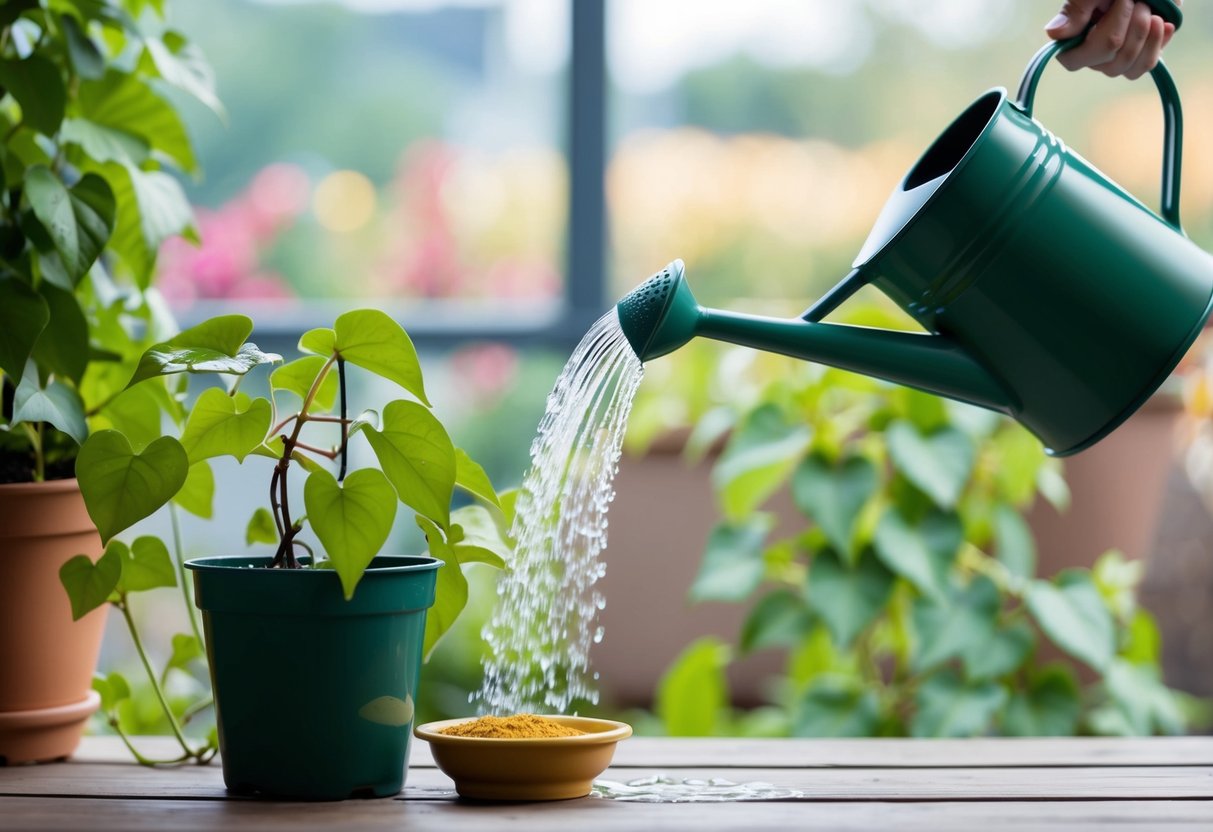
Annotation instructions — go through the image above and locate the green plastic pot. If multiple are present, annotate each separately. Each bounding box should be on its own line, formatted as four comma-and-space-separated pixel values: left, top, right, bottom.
186, 555, 440, 800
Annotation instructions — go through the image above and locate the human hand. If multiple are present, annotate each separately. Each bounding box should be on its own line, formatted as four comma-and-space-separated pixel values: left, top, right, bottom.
1045, 0, 1180, 79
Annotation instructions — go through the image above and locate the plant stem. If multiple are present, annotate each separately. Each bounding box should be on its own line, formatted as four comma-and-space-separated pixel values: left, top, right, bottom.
268, 355, 337, 570
169, 504, 206, 647
278, 453, 295, 568
293, 441, 337, 459
337, 357, 348, 481
179, 696, 213, 726
33, 422, 44, 482
118, 599, 194, 757
108, 718, 191, 767
270, 414, 299, 436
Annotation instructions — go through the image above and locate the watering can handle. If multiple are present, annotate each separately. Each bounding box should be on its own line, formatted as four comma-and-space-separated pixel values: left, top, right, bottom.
1014, 4, 1184, 230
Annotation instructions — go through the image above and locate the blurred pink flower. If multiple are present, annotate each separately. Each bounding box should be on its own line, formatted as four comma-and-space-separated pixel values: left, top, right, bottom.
449, 342, 519, 408
375, 141, 560, 301
156, 163, 310, 305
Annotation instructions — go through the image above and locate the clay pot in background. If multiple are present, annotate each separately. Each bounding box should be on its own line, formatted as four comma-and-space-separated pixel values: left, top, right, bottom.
1027, 393, 1181, 581
0, 480, 106, 764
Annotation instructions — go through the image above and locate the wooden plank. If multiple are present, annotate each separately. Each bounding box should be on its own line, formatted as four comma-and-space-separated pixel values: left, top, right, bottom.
4, 761, 1211, 801
0, 797, 1211, 832
63, 735, 1213, 769
605, 737, 1213, 769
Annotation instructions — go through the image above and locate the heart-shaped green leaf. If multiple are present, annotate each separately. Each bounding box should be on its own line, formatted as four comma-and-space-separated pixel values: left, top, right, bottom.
887, 421, 974, 509
740, 589, 812, 654
791, 454, 878, 563
168, 315, 253, 355
298, 326, 335, 357
61, 118, 150, 167
92, 382, 175, 452
712, 404, 810, 522
127, 341, 281, 388
417, 515, 469, 659
656, 638, 732, 736
993, 503, 1036, 580
245, 507, 279, 545
144, 34, 226, 120
806, 548, 894, 648
79, 69, 197, 174
91, 160, 193, 289
873, 509, 961, 601
911, 576, 1030, 680
179, 388, 272, 464
31, 282, 89, 383
60, 15, 105, 80
92, 671, 131, 712
173, 461, 215, 519
794, 678, 882, 738
77, 431, 189, 544
1026, 571, 1115, 672
270, 355, 337, 412
13, 367, 88, 444
689, 515, 774, 603
0, 277, 49, 383
448, 504, 511, 568
365, 400, 455, 527
1001, 666, 1080, 737
911, 670, 1007, 738
59, 543, 122, 620
965, 622, 1035, 682
165, 633, 204, 675
0, 55, 65, 135
24, 167, 115, 283
332, 310, 429, 405
114, 536, 176, 594
454, 448, 501, 509
304, 468, 397, 600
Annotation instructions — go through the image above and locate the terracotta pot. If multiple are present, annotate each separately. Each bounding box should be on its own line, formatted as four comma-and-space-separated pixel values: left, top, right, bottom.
1027, 392, 1181, 577
0, 479, 106, 764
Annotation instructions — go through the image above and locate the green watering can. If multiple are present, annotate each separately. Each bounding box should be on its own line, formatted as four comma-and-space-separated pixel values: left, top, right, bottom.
617, 0, 1212, 457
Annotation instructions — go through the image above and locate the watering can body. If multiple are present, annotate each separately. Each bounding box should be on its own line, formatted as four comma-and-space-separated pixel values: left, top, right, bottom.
618, 2, 1213, 456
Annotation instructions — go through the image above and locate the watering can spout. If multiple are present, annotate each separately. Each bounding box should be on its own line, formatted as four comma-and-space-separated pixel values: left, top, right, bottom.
616, 260, 1016, 416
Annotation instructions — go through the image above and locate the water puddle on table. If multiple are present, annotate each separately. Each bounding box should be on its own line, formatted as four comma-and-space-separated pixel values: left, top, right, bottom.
591, 775, 804, 803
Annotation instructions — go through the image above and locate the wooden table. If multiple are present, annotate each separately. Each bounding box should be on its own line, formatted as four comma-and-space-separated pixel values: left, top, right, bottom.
2, 736, 1211, 830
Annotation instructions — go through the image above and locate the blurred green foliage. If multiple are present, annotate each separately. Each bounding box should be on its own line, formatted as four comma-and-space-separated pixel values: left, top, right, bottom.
622, 323, 1206, 738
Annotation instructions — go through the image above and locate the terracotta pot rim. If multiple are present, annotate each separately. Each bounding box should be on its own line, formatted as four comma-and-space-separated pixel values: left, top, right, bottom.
0, 477, 79, 496
0, 690, 100, 729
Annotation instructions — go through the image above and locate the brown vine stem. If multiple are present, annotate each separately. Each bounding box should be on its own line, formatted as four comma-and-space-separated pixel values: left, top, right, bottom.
268, 355, 338, 570
294, 441, 338, 460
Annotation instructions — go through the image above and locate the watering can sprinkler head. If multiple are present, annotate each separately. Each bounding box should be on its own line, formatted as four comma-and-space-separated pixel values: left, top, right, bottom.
617, 259, 702, 362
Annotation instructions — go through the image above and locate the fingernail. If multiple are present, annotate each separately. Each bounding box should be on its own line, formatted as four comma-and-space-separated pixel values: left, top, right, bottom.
1045, 12, 1068, 31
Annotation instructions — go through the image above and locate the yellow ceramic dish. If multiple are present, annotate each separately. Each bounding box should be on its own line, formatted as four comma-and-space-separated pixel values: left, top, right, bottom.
414, 715, 632, 801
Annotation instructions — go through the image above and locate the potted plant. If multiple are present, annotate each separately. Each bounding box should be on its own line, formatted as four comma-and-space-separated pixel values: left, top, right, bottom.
0, 0, 223, 763
171, 309, 510, 800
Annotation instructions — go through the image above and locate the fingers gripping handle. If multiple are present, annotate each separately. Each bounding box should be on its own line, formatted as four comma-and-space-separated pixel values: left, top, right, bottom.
1142, 0, 1183, 29
1016, 1, 1185, 230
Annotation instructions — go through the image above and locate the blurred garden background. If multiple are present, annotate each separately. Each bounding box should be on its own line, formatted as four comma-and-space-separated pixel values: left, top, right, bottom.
102, 0, 1213, 738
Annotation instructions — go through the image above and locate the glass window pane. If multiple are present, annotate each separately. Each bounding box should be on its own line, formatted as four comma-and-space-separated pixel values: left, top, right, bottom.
162, 0, 570, 327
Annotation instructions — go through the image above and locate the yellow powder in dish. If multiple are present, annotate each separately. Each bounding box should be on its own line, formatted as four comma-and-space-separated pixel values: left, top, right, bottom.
439, 714, 586, 739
